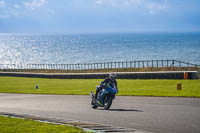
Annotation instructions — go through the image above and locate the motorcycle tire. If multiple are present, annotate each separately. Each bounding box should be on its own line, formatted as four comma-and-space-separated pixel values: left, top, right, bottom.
104, 96, 113, 110
91, 100, 98, 109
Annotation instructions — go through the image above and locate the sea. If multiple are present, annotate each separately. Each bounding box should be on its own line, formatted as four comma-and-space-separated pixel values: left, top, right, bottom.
0, 32, 200, 65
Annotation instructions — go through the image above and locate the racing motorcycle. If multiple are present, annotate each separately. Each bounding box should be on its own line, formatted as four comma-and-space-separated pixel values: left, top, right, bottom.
90, 85, 118, 110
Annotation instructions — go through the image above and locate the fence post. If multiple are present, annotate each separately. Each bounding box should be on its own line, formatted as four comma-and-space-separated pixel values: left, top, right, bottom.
157, 60, 158, 68
99, 63, 101, 69
61, 64, 63, 70
167, 60, 169, 67
143, 61, 144, 68
83, 63, 85, 70
138, 61, 140, 68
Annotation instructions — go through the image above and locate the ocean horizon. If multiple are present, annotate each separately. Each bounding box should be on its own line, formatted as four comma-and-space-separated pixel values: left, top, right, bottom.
0, 32, 200, 65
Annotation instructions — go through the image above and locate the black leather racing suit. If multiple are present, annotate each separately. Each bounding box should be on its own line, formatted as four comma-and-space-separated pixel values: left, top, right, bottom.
95, 77, 118, 99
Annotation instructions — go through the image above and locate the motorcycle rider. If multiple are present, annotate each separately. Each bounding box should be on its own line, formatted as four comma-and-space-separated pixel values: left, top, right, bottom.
94, 73, 118, 99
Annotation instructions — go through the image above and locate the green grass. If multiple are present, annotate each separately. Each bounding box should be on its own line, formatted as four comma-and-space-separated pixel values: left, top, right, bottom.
0, 115, 90, 133
118, 79, 200, 97
0, 76, 200, 97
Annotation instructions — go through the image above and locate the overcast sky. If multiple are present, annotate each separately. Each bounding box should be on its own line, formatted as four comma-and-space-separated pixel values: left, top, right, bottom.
0, 0, 200, 33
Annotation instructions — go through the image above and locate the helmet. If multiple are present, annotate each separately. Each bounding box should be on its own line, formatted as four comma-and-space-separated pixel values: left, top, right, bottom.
109, 73, 117, 80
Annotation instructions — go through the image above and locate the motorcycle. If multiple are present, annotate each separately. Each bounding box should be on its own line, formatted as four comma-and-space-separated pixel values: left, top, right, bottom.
90, 85, 118, 110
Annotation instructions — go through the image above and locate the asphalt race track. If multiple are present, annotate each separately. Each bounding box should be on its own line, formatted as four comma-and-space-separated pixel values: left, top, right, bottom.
0, 93, 200, 133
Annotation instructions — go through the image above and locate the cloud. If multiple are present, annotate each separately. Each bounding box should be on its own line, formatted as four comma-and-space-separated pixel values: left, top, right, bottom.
95, 0, 168, 14
95, 0, 143, 7
47, 8, 55, 14
0, 0, 6, 7
0, 0, 53, 19
22, 0, 55, 15
0, 14, 9, 19
96, 0, 103, 5
0, 0, 8, 19
148, 2, 166, 15
14, 5, 20, 9
23, 0, 47, 10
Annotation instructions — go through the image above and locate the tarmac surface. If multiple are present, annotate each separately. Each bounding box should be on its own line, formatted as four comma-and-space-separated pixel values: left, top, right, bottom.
0, 93, 200, 133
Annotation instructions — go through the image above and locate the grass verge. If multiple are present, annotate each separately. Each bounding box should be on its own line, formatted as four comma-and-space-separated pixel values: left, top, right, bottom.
0, 115, 90, 133
0, 76, 200, 97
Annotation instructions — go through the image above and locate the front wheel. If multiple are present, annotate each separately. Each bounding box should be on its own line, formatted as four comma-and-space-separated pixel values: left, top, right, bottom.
92, 104, 98, 109
104, 95, 113, 110
91, 99, 98, 109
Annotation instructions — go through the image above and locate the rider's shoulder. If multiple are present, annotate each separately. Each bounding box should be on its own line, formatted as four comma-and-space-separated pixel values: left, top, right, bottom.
104, 77, 109, 80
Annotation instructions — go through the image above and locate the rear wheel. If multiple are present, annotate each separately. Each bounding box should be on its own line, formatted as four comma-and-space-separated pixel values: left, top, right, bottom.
104, 96, 113, 110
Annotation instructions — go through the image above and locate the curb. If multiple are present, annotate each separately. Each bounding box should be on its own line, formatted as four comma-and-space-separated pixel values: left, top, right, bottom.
0, 112, 152, 133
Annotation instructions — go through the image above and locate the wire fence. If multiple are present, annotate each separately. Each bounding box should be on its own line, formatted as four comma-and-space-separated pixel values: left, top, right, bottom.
0, 60, 199, 70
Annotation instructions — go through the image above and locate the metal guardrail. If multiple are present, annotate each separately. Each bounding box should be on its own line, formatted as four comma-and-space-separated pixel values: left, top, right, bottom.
0, 60, 199, 70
